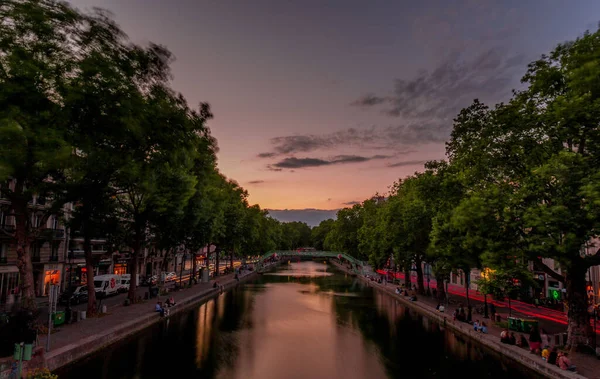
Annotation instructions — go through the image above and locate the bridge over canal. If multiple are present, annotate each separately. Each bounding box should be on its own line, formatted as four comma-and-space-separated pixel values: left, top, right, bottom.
255, 250, 366, 274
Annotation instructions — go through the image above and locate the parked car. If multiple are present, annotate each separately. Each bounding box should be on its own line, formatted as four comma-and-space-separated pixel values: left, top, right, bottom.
59, 286, 88, 305
142, 275, 157, 286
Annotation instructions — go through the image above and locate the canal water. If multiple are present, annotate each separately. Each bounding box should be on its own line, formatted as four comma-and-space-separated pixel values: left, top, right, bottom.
55, 261, 531, 379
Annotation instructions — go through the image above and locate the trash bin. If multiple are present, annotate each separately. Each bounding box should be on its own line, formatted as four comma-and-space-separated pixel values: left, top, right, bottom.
80, 310, 86, 320
508, 317, 522, 331
23, 344, 33, 361
101, 305, 107, 314
522, 319, 539, 332
52, 311, 65, 326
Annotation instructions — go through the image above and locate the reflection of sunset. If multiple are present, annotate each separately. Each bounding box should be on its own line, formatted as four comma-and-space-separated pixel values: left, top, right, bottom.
195, 299, 215, 368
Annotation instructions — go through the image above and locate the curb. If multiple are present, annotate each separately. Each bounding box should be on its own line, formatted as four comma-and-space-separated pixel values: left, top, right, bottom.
330, 261, 584, 379
45, 272, 257, 372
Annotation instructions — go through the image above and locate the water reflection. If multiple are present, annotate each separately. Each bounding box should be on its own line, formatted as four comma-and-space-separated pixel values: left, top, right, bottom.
57, 261, 531, 379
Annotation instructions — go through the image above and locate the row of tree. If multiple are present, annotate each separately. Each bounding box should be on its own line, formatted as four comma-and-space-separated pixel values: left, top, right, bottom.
0, 0, 312, 317
316, 27, 600, 347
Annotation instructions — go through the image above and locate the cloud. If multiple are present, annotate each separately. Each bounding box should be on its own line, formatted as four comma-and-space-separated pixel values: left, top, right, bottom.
343, 201, 360, 206
269, 154, 390, 170
387, 160, 427, 168
247, 180, 265, 185
350, 48, 525, 145
351, 94, 387, 107
260, 45, 525, 160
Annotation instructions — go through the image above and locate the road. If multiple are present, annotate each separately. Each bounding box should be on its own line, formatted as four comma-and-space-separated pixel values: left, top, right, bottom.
37, 262, 242, 323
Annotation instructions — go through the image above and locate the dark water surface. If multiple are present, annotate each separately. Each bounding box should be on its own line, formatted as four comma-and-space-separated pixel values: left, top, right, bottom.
56, 261, 531, 379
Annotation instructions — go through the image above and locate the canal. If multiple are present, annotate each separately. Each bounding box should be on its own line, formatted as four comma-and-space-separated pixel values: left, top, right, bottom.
55, 261, 531, 379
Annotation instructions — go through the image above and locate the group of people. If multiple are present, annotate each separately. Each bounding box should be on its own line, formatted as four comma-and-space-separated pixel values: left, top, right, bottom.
395, 285, 417, 301
500, 327, 576, 372
154, 296, 177, 317
472, 320, 488, 333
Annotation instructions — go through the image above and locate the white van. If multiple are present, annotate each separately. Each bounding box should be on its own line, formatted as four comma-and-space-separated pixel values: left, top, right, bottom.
119, 274, 139, 292
94, 274, 121, 297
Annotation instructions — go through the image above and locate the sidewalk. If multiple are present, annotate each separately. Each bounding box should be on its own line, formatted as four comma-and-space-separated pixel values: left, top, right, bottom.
1, 270, 255, 376
334, 262, 590, 379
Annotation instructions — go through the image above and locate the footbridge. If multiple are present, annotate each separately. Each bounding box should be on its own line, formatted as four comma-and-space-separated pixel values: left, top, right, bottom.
256, 250, 366, 274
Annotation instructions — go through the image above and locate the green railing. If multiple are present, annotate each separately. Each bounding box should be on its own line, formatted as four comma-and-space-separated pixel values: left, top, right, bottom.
256, 250, 365, 274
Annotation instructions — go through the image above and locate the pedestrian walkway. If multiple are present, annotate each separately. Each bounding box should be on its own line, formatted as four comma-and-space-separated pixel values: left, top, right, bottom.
36, 270, 253, 372
333, 262, 591, 379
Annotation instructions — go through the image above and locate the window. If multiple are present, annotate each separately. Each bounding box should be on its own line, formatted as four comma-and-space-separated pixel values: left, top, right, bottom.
52, 216, 58, 230
0, 244, 6, 261
51, 243, 59, 260
31, 214, 41, 228
31, 242, 40, 260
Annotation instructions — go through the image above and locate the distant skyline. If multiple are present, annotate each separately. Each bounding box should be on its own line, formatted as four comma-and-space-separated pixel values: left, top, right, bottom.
69, 0, 600, 224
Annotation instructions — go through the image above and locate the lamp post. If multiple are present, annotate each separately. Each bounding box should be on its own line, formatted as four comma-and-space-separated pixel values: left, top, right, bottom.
68, 250, 73, 288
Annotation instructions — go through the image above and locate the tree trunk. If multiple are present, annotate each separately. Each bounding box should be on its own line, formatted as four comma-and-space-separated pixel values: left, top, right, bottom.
214, 246, 220, 277
415, 258, 425, 294
189, 252, 197, 286
566, 264, 593, 350
128, 226, 142, 303
404, 266, 411, 288
83, 230, 97, 316
230, 249, 234, 270
435, 273, 446, 303
13, 193, 36, 312
465, 269, 471, 307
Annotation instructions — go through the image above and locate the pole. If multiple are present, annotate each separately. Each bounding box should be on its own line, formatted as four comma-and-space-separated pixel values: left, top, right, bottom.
17, 342, 23, 379
508, 296, 512, 318
69, 250, 73, 289
46, 285, 56, 352
179, 253, 184, 286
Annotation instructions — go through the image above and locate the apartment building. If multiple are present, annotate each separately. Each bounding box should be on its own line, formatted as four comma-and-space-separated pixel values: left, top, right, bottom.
0, 181, 69, 309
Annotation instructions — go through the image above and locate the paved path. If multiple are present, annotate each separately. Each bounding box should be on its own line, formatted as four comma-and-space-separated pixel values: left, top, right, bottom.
376, 270, 596, 336
40, 270, 244, 356
347, 265, 597, 378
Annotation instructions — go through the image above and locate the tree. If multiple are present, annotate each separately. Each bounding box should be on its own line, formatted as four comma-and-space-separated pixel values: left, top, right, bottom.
357, 198, 390, 269
311, 219, 334, 251
446, 27, 600, 347
62, 7, 174, 316
115, 85, 210, 302
0, 0, 83, 310
327, 205, 366, 259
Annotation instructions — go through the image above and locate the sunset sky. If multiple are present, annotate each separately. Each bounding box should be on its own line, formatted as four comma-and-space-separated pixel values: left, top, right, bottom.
69, 0, 600, 223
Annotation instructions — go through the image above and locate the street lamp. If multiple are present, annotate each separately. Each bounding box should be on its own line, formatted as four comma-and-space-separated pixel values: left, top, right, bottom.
68, 250, 73, 288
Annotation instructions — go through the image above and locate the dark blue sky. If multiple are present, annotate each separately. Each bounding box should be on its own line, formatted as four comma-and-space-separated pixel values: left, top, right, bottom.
69, 0, 600, 223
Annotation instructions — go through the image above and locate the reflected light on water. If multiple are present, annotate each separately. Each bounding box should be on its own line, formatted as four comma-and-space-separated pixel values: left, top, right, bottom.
195, 298, 215, 368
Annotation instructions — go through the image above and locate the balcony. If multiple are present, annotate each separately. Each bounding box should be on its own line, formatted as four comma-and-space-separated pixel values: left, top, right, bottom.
39, 228, 65, 240
0, 224, 15, 233
68, 251, 86, 260
49, 256, 59, 262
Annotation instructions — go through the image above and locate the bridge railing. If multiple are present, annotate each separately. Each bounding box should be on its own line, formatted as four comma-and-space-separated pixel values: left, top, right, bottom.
255, 250, 367, 274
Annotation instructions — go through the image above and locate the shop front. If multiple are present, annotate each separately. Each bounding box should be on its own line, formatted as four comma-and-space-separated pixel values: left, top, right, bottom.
65, 263, 86, 287
114, 262, 128, 275
42, 263, 63, 296
0, 265, 19, 310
